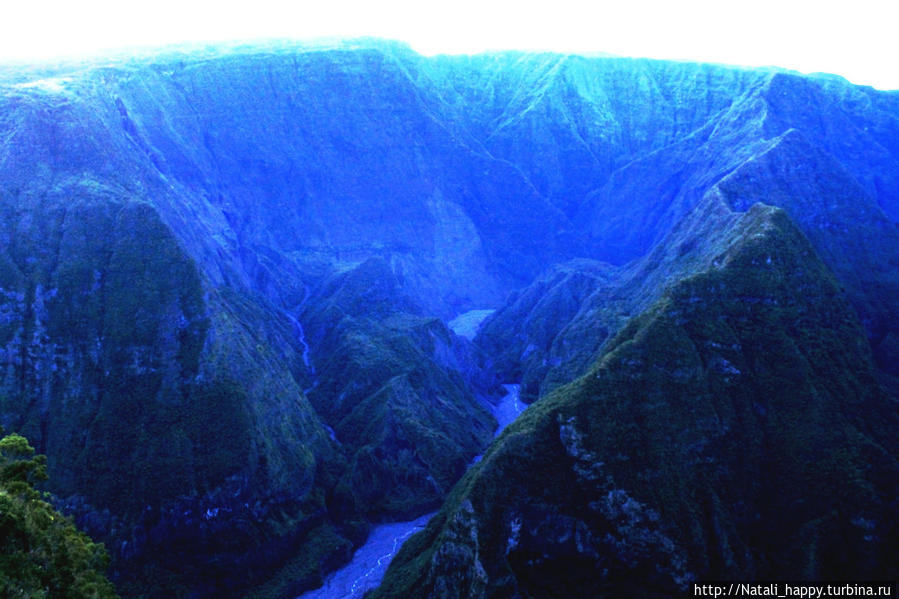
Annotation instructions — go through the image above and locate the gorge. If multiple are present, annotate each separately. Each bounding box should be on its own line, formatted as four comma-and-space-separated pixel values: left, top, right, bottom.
0, 39, 896, 597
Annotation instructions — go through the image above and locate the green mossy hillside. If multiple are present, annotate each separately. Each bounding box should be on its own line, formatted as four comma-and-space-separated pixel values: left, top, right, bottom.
479, 129, 899, 407
0, 196, 217, 515
0, 191, 346, 598
303, 257, 497, 520
375, 204, 899, 598
714, 128, 899, 375
2, 44, 899, 598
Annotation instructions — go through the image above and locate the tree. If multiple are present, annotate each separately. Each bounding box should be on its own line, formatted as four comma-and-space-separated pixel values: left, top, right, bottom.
0, 429, 119, 598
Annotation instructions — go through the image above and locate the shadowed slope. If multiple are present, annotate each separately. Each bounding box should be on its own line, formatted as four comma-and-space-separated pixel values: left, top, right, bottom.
375, 203, 899, 598
0, 42, 897, 597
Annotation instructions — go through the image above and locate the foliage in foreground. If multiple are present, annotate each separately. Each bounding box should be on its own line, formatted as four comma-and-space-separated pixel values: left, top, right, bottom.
0, 430, 119, 598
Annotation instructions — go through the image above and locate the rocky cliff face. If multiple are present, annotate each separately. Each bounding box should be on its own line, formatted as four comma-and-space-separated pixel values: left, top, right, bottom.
481, 133, 899, 403
300, 256, 497, 521
375, 200, 899, 598
0, 40, 897, 597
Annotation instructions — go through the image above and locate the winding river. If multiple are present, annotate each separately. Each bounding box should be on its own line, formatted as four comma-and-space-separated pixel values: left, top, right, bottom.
297, 395, 525, 597
296, 512, 434, 599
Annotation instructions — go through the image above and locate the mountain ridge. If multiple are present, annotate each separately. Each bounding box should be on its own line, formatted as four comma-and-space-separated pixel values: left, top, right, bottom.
0, 42, 897, 597
375, 199, 899, 598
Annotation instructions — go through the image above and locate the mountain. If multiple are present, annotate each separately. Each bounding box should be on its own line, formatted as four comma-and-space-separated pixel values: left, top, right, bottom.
375, 198, 899, 598
480, 127, 899, 402
300, 256, 497, 521
0, 39, 896, 597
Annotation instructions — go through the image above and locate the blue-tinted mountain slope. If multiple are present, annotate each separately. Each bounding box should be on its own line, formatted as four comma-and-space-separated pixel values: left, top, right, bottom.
0, 40, 896, 597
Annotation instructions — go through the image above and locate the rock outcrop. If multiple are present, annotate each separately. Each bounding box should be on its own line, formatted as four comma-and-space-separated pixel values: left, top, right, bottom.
375, 200, 899, 598
0, 40, 896, 597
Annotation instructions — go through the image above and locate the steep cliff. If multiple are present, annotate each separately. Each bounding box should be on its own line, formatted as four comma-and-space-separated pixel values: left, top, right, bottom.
301, 256, 497, 521
0, 40, 896, 597
480, 123, 899, 403
375, 201, 899, 598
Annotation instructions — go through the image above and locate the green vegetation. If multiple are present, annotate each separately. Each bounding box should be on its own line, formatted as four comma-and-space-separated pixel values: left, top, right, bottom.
2, 44, 899, 598
0, 430, 118, 598
375, 205, 899, 597
303, 257, 496, 520
0, 195, 322, 597
242, 524, 353, 599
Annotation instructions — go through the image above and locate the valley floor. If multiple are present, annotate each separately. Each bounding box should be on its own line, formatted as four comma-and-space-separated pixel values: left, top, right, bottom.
297, 384, 527, 598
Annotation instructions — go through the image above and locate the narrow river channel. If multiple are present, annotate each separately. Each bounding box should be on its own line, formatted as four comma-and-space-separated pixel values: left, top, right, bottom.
297, 383, 526, 599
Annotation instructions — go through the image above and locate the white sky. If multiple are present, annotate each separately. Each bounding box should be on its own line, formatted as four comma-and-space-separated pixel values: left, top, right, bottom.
2, 0, 898, 90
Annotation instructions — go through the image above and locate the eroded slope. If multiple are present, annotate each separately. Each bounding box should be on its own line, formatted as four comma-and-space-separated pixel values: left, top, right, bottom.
375, 203, 899, 598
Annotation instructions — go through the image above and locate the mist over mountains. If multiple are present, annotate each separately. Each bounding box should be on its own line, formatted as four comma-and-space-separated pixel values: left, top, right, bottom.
0, 39, 896, 597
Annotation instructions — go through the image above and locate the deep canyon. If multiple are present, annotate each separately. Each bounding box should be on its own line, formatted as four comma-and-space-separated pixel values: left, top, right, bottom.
0, 39, 897, 597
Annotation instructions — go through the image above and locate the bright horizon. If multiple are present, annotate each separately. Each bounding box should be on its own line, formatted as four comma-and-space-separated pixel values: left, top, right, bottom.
2, 0, 898, 90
